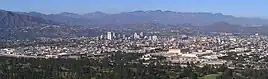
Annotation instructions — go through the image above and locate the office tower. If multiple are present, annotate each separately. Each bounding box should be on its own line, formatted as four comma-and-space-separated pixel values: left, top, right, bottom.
100, 35, 103, 39
140, 32, 144, 38
112, 32, 116, 39
122, 35, 126, 40
107, 32, 112, 40
134, 32, 140, 39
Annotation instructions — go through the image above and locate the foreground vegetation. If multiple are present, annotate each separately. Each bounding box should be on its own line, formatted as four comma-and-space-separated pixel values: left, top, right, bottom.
0, 52, 267, 79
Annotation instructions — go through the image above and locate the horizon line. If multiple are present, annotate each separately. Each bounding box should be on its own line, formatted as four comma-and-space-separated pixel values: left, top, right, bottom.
1, 8, 267, 19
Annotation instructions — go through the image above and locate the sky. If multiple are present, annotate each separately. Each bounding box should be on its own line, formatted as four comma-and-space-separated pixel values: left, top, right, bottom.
0, 0, 267, 18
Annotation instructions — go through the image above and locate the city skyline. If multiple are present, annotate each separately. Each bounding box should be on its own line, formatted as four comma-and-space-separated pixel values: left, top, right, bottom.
0, 0, 268, 18
1, 1, 268, 78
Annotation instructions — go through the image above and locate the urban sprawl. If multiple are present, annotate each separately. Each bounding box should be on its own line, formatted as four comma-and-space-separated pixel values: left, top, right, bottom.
1, 31, 268, 70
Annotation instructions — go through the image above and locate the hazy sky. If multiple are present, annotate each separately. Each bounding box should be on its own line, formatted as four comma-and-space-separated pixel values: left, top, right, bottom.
0, 0, 267, 18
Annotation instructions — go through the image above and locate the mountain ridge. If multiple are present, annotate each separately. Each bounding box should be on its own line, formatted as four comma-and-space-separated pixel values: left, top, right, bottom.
0, 10, 100, 40
2, 9, 268, 40
19, 10, 268, 26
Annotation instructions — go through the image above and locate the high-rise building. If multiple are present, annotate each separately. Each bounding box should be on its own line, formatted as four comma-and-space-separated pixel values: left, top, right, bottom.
122, 35, 126, 39
134, 32, 140, 39
107, 32, 112, 40
140, 32, 144, 38
100, 35, 103, 39
112, 32, 116, 39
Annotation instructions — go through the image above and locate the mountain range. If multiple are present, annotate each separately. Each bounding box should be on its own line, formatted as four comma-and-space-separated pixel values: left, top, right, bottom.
21, 10, 268, 26
1, 9, 268, 40
0, 10, 99, 40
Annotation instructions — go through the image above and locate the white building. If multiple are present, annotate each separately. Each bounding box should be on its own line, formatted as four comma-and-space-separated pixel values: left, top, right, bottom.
152, 35, 158, 40
140, 32, 144, 37
167, 49, 181, 54
112, 32, 116, 39
107, 32, 112, 40
134, 32, 140, 39
100, 35, 104, 39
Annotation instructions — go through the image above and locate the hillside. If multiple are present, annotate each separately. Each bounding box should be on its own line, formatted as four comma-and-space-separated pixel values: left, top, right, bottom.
0, 10, 99, 40
23, 10, 268, 26
200, 22, 268, 35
